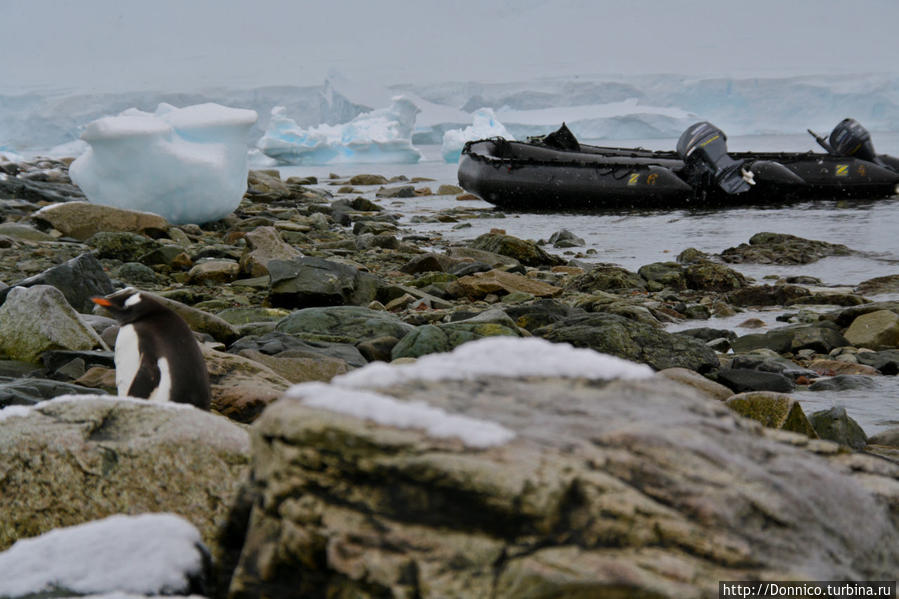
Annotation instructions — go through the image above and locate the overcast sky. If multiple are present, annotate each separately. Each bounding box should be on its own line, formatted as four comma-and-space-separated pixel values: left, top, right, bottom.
4, 0, 898, 94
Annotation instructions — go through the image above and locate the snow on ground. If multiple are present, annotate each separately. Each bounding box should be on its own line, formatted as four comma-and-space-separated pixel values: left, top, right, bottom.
258, 96, 423, 165
0, 394, 197, 423
335, 336, 654, 389
441, 107, 513, 162
68, 102, 256, 225
288, 382, 516, 448
0, 513, 206, 597
284, 337, 652, 448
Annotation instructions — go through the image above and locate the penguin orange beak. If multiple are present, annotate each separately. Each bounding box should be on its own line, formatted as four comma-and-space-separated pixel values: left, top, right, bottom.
91, 297, 112, 307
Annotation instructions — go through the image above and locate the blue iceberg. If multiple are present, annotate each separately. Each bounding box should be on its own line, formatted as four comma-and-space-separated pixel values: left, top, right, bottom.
441, 108, 513, 163
257, 96, 422, 165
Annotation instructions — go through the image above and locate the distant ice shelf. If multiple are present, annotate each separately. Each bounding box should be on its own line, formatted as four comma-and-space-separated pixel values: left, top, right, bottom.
68, 102, 257, 225
258, 96, 423, 165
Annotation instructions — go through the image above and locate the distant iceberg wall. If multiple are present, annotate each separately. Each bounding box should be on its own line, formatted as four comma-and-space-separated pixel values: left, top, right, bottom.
6, 74, 899, 157
258, 96, 423, 165
69, 102, 257, 225
441, 108, 513, 163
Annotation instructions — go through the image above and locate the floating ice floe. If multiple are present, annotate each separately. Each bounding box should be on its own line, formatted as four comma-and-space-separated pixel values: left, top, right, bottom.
69, 102, 257, 225
441, 108, 513, 163
257, 96, 422, 165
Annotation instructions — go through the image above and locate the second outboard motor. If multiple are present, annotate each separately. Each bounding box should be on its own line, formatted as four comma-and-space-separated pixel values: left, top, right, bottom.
677, 122, 753, 195
809, 118, 879, 163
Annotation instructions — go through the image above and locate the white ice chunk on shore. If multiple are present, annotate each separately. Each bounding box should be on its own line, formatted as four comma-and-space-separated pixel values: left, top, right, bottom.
258, 96, 422, 165
441, 108, 513, 163
0, 513, 206, 597
69, 102, 257, 225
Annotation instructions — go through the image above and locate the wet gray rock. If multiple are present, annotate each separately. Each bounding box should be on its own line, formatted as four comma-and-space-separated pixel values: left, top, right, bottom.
819, 300, 899, 328
349, 174, 389, 185
727, 284, 811, 307
391, 320, 523, 360
637, 261, 687, 290
31, 201, 169, 240
534, 312, 719, 372
732, 322, 847, 355
548, 228, 585, 248
729, 354, 818, 380
0, 286, 105, 363
684, 260, 748, 291
0, 172, 85, 203
468, 232, 564, 267
676, 327, 737, 343
724, 392, 817, 437
275, 305, 414, 344
239, 226, 303, 277
356, 336, 400, 362
855, 274, 899, 297
720, 232, 853, 265
809, 406, 867, 449
268, 257, 382, 308
503, 299, 578, 332
844, 309, 899, 350
715, 368, 795, 393
0, 222, 55, 242
114, 261, 160, 285
40, 350, 115, 375
399, 253, 463, 275
0, 377, 107, 408
87, 231, 162, 261
229, 331, 367, 368
0, 252, 113, 313
808, 375, 878, 392
567, 263, 646, 292
854, 349, 899, 374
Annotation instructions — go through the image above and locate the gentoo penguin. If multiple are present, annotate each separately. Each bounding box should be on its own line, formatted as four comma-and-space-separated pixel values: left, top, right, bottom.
91, 287, 211, 410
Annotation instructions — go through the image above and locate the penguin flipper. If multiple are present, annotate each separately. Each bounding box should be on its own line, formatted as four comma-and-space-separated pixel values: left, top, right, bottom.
126, 357, 162, 399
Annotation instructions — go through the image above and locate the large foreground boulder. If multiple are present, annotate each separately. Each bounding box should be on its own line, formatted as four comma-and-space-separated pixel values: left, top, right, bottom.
0, 396, 250, 573
225, 337, 899, 597
0, 285, 105, 363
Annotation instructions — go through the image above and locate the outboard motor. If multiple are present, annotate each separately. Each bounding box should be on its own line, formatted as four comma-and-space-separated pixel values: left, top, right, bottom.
677, 122, 753, 195
809, 118, 879, 163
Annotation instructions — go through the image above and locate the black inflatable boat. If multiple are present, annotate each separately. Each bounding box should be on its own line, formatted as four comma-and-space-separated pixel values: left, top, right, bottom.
457, 119, 899, 211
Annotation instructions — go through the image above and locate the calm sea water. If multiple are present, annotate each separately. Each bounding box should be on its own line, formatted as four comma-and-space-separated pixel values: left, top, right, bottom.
279, 134, 899, 435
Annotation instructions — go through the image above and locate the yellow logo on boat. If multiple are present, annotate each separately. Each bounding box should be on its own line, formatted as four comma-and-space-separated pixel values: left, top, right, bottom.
835, 164, 849, 177
699, 134, 720, 147
628, 173, 640, 185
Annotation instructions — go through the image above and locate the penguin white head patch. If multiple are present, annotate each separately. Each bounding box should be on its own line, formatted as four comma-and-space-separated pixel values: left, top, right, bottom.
91, 287, 161, 325
124, 292, 143, 308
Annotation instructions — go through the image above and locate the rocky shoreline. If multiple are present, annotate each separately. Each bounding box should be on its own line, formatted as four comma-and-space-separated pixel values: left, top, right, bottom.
1, 157, 898, 597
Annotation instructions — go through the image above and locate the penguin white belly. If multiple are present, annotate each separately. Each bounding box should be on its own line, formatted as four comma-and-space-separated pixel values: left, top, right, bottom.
148, 357, 172, 402
114, 324, 141, 397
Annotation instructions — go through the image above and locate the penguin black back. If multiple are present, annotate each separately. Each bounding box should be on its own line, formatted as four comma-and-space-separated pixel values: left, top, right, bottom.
92, 287, 211, 410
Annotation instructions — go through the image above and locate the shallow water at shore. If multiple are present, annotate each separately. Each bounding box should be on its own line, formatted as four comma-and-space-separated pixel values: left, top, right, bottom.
279, 136, 899, 436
